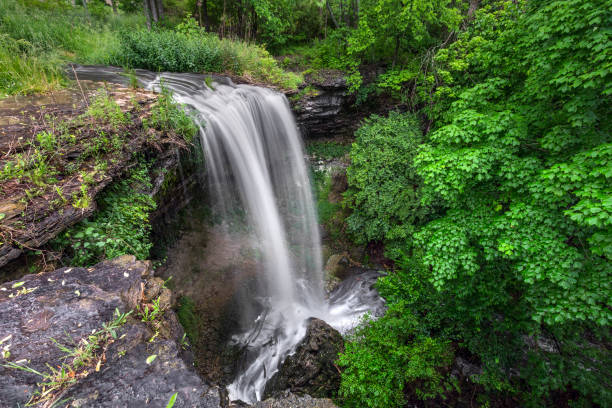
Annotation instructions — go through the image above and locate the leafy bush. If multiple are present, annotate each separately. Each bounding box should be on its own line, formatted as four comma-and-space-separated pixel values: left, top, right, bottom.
112, 28, 225, 73
52, 163, 156, 266
338, 303, 453, 408
344, 112, 425, 255
112, 17, 302, 89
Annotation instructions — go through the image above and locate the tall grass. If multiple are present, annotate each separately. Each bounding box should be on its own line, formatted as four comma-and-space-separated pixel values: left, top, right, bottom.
0, 0, 142, 95
0, 35, 64, 97
0, 0, 301, 95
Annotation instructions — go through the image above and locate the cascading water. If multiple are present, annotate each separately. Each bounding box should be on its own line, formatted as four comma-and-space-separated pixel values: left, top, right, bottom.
146, 75, 329, 402
70, 66, 384, 403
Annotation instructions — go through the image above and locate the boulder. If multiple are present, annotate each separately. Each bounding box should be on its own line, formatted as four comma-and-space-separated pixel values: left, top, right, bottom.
252, 390, 338, 408
263, 318, 344, 399
0, 255, 220, 408
324, 253, 350, 292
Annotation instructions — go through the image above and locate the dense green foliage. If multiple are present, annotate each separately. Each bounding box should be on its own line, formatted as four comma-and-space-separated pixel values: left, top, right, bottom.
344, 113, 424, 256
338, 302, 453, 408
113, 17, 301, 88
340, 0, 612, 406
52, 163, 156, 266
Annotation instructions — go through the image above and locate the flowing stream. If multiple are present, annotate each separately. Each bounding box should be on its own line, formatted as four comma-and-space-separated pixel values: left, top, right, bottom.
72, 66, 384, 403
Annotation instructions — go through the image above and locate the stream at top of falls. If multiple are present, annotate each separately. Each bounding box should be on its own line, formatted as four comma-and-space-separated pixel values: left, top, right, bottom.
72, 66, 385, 403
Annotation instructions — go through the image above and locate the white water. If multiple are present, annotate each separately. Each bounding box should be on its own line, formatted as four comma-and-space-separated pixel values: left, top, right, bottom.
86, 70, 383, 403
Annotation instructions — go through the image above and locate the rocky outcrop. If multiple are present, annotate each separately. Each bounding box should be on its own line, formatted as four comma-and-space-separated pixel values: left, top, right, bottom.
0, 255, 221, 408
251, 390, 338, 408
263, 318, 344, 399
0, 85, 191, 271
288, 69, 398, 139
289, 71, 352, 139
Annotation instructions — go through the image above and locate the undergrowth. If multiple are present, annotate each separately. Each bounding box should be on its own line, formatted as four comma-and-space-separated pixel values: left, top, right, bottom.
52, 162, 156, 266
306, 141, 351, 160
112, 17, 302, 89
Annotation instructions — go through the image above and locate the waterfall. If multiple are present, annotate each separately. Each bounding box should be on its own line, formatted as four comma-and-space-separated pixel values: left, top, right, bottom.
145, 74, 326, 402
70, 66, 384, 404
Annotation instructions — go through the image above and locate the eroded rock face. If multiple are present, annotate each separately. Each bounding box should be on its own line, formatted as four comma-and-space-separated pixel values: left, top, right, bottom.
0, 255, 220, 408
263, 318, 344, 399
289, 73, 351, 139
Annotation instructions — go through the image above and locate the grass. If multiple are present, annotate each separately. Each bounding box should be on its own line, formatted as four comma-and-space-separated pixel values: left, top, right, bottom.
0, 0, 140, 96
0, 0, 302, 96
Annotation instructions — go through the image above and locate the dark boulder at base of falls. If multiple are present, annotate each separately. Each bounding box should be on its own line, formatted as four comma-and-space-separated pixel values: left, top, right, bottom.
0, 255, 222, 408
262, 318, 344, 400
249, 390, 338, 408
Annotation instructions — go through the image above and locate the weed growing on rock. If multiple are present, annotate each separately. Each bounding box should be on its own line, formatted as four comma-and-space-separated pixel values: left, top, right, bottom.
144, 87, 199, 143
86, 88, 128, 129
1, 308, 131, 407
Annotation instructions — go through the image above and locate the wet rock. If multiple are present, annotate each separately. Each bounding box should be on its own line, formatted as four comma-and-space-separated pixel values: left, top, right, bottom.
251, 390, 338, 408
290, 77, 351, 139
453, 356, 483, 380
263, 318, 344, 399
0, 255, 218, 408
324, 254, 349, 292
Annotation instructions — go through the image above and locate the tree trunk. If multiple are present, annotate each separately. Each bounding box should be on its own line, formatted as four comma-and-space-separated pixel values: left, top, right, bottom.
143, 0, 152, 29
81, 0, 89, 15
237, 0, 244, 38
110, 0, 118, 14
353, 0, 359, 27
326, 0, 339, 29
155, 0, 163, 21
462, 0, 480, 29
149, 0, 159, 23
202, 0, 210, 30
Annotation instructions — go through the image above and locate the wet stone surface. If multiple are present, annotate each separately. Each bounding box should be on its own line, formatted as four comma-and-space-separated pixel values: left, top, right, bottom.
0, 255, 220, 408
263, 318, 344, 400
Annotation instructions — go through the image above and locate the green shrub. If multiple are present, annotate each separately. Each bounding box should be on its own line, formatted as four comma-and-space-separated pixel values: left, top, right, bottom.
112, 17, 302, 89
52, 163, 156, 266
344, 112, 426, 256
112, 28, 225, 73
338, 303, 453, 408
